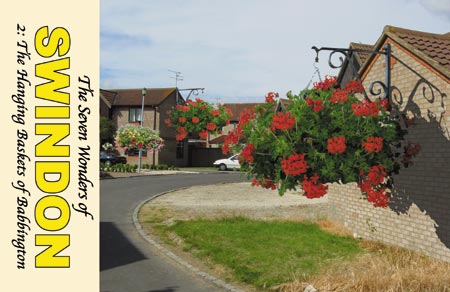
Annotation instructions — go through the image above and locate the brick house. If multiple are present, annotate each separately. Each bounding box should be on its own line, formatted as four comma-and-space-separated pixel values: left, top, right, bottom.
329, 25, 450, 262
99, 87, 189, 167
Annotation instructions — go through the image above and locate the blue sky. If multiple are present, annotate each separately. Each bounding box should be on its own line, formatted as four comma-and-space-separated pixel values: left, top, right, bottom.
101, 0, 450, 103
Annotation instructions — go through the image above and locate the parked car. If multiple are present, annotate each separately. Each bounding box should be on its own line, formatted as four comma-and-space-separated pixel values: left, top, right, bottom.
100, 151, 127, 166
213, 154, 240, 171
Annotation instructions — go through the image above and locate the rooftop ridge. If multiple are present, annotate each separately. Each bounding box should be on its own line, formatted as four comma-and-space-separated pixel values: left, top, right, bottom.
384, 25, 450, 40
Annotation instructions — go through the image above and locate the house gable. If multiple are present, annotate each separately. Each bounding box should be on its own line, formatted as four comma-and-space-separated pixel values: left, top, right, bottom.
360, 26, 450, 84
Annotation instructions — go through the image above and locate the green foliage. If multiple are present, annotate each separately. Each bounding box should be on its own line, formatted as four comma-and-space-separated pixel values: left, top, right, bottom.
100, 116, 116, 144
167, 217, 362, 289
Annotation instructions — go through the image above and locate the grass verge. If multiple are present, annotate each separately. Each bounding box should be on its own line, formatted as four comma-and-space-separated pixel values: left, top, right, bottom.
164, 217, 362, 290
141, 208, 450, 292
277, 240, 450, 292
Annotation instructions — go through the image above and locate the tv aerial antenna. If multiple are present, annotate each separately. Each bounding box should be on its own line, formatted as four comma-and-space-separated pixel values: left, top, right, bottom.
169, 70, 183, 88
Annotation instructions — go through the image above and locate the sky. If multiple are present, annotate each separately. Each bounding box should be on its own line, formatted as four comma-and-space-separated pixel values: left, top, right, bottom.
100, 0, 450, 103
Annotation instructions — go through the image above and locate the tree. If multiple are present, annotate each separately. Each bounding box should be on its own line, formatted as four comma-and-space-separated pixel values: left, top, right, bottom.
100, 116, 116, 145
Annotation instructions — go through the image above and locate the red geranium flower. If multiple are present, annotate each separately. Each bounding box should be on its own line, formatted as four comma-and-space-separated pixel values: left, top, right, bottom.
327, 136, 346, 154
366, 188, 389, 208
306, 98, 324, 112
239, 108, 255, 127
362, 136, 383, 153
178, 117, 186, 123
313, 75, 337, 91
271, 111, 295, 131
239, 144, 255, 163
352, 100, 381, 117
199, 130, 208, 139
358, 165, 389, 207
252, 177, 277, 190
211, 109, 220, 116
164, 118, 172, 126
176, 126, 187, 141
265, 92, 279, 103
206, 123, 216, 131
302, 174, 328, 198
330, 88, 349, 103
176, 105, 190, 111
367, 165, 386, 186
345, 80, 364, 93
281, 153, 309, 176
192, 117, 200, 124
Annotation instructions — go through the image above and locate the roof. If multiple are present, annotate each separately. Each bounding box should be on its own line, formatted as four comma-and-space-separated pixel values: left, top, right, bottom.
100, 89, 117, 108
102, 88, 179, 106
223, 103, 262, 122
362, 25, 450, 80
279, 98, 292, 107
349, 42, 373, 65
209, 135, 227, 144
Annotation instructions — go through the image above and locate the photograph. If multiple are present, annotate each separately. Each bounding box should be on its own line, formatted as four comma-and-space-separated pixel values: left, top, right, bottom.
99, 1, 450, 292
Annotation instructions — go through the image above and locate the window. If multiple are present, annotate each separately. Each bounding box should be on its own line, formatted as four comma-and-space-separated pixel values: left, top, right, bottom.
129, 107, 142, 123
176, 141, 184, 159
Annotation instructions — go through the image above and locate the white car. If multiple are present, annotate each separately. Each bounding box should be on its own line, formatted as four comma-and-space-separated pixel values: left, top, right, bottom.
213, 154, 240, 171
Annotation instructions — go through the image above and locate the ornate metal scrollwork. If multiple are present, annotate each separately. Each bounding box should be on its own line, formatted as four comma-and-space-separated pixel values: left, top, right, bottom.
179, 87, 205, 100
369, 81, 388, 99
311, 44, 392, 102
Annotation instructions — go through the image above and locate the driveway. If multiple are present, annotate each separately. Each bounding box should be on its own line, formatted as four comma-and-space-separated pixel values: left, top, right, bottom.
100, 172, 245, 292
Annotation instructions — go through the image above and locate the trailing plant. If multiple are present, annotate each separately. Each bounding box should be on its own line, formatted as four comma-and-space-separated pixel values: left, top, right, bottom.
165, 98, 232, 140
115, 125, 164, 152
223, 78, 415, 208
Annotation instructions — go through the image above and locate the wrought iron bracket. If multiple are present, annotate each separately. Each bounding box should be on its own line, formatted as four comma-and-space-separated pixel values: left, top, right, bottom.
179, 87, 205, 102
311, 43, 391, 102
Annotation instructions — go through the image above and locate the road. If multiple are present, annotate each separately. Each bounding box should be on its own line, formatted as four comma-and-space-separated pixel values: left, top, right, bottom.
100, 172, 246, 292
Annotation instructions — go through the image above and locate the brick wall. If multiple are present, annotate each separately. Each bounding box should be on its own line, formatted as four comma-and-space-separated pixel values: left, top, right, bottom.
328, 39, 450, 262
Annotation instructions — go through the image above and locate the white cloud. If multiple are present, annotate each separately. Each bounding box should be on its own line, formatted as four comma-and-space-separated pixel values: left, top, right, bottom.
420, 0, 450, 12
101, 0, 449, 102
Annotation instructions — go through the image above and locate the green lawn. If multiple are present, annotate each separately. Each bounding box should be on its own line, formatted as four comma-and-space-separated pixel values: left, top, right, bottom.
164, 217, 362, 289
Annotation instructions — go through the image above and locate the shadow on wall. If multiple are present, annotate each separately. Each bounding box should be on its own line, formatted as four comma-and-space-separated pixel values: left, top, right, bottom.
388, 72, 449, 248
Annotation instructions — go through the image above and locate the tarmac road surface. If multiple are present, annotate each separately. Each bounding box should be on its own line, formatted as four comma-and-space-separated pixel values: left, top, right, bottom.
100, 172, 245, 292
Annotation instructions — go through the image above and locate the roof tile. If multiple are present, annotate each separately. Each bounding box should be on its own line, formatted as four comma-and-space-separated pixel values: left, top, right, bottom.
384, 26, 450, 77
106, 88, 177, 106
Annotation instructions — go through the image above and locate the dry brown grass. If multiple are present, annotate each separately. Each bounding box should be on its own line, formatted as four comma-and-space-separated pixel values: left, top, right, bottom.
276, 240, 450, 292
142, 205, 450, 292
316, 219, 353, 237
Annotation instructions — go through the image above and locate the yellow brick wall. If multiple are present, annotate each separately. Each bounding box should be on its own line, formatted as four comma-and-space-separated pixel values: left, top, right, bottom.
328, 39, 450, 262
